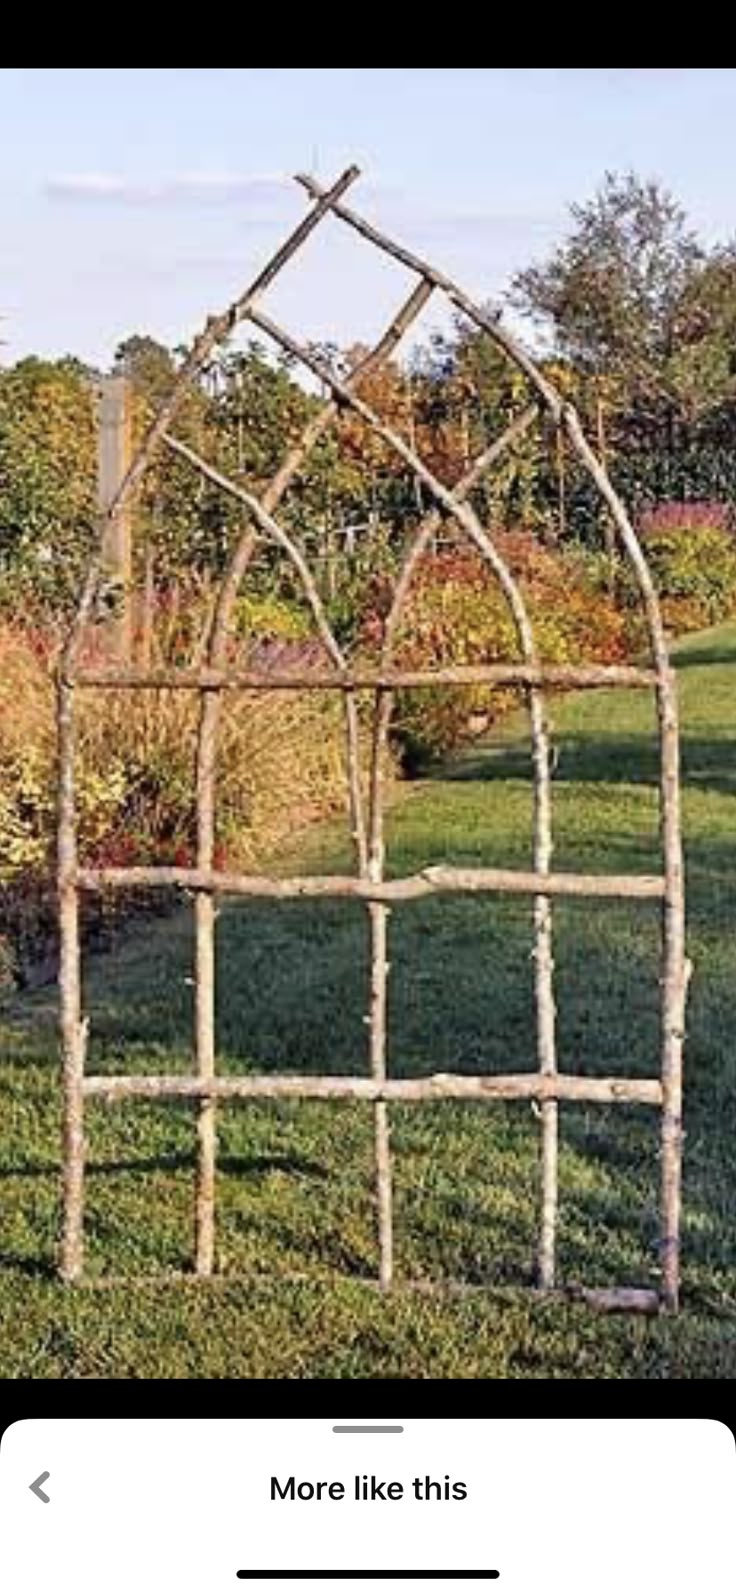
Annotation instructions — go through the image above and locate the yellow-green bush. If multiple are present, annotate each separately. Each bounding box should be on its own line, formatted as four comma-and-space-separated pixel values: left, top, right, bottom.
578, 503, 736, 638
639, 505, 736, 629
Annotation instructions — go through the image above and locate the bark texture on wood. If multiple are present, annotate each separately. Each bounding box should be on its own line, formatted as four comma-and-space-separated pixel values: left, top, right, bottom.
58, 680, 85, 1282
561, 408, 689, 1313
76, 864, 666, 900
83, 1072, 663, 1103
658, 677, 689, 1312
194, 689, 217, 1276
367, 690, 393, 1289
564, 1286, 661, 1314
96, 376, 133, 663
73, 662, 658, 691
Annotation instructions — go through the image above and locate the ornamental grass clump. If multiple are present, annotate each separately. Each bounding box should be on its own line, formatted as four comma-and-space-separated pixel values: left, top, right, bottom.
0, 584, 347, 988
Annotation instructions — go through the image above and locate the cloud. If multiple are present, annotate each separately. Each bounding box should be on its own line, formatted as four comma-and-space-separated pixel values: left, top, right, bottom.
44, 171, 293, 206
370, 205, 561, 263
44, 169, 400, 211
409, 209, 559, 240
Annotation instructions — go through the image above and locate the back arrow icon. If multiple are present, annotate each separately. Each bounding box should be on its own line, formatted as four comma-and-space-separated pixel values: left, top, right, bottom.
30, 1472, 51, 1503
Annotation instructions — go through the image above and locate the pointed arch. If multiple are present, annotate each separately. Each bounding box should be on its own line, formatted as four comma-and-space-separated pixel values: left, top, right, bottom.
56, 167, 688, 1313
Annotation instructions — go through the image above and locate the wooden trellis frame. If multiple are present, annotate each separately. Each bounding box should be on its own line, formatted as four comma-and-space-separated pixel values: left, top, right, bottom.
57, 165, 690, 1310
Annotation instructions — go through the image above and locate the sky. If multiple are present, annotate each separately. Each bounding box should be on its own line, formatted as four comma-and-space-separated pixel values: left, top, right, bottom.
2, 67, 736, 372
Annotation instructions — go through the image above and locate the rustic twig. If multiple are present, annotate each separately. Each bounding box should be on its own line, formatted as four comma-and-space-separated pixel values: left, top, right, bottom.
366, 689, 392, 1287
562, 1286, 662, 1315
73, 662, 658, 691
57, 166, 363, 1282
75, 863, 666, 900
190, 279, 434, 881
58, 679, 85, 1282
83, 1073, 663, 1104
376, 400, 560, 1288
561, 406, 688, 1312
379, 404, 539, 664
162, 434, 359, 1276
294, 173, 563, 418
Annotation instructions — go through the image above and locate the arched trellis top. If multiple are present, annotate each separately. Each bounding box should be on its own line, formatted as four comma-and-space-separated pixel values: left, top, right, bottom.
57, 166, 690, 1312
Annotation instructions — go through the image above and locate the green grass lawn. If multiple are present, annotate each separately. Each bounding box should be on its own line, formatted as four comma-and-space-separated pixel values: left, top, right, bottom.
2, 621, 736, 1378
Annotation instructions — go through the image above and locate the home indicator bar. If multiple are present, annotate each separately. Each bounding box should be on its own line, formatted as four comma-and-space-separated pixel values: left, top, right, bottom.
237, 1574, 500, 1582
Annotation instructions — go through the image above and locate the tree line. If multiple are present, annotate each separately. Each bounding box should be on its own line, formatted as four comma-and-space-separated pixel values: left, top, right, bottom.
3, 170, 736, 612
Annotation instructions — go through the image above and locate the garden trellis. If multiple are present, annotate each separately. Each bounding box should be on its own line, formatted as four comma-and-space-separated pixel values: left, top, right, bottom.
57, 165, 690, 1309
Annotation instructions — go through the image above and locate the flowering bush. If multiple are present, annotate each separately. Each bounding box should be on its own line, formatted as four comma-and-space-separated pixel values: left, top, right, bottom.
638, 500, 735, 537
636, 503, 736, 630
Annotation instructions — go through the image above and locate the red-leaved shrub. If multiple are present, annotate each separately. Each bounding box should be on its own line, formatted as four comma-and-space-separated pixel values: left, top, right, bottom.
375, 534, 633, 768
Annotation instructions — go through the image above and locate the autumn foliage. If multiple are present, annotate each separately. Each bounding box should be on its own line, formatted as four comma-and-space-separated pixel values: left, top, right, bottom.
374, 534, 632, 769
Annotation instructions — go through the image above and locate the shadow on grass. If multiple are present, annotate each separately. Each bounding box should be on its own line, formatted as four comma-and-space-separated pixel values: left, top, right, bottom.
0, 1254, 57, 1279
435, 731, 736, 795
672, 644, 736, 668
0, 1152, 329, 1181
3, 678, 736, 1303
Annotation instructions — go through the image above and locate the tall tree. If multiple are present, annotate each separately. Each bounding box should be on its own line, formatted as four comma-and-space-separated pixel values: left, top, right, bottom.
510, 171, 704, 446
114, 333, 178, 405
410, 316, 548, 533
668, 242, 736, 427
509, 172, 710, 550
0, 357, 96, 605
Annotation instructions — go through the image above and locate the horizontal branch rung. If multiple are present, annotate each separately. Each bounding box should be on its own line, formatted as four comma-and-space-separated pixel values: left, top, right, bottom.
68, 662, 659, 691
83, 1072, 663, 1104
74, 863, 666, 901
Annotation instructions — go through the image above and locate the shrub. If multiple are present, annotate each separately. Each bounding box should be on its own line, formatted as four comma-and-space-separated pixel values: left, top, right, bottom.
233, 590, 312, 643
566, 503, 736, 638
635, 502, 736, 630
323, 521, 400, 649
0, 592, 348, 991
638, 500, 735, 537
381, 534, 632, 770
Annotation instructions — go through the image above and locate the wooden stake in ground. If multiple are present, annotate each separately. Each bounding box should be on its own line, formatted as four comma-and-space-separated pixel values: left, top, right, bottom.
367, 692, 392, 1288
96, 375, 133, 663
58, 678, 85, 1282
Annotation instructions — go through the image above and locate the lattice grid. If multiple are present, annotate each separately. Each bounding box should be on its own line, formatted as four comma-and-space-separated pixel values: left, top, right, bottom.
57, 167, 689, 1310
